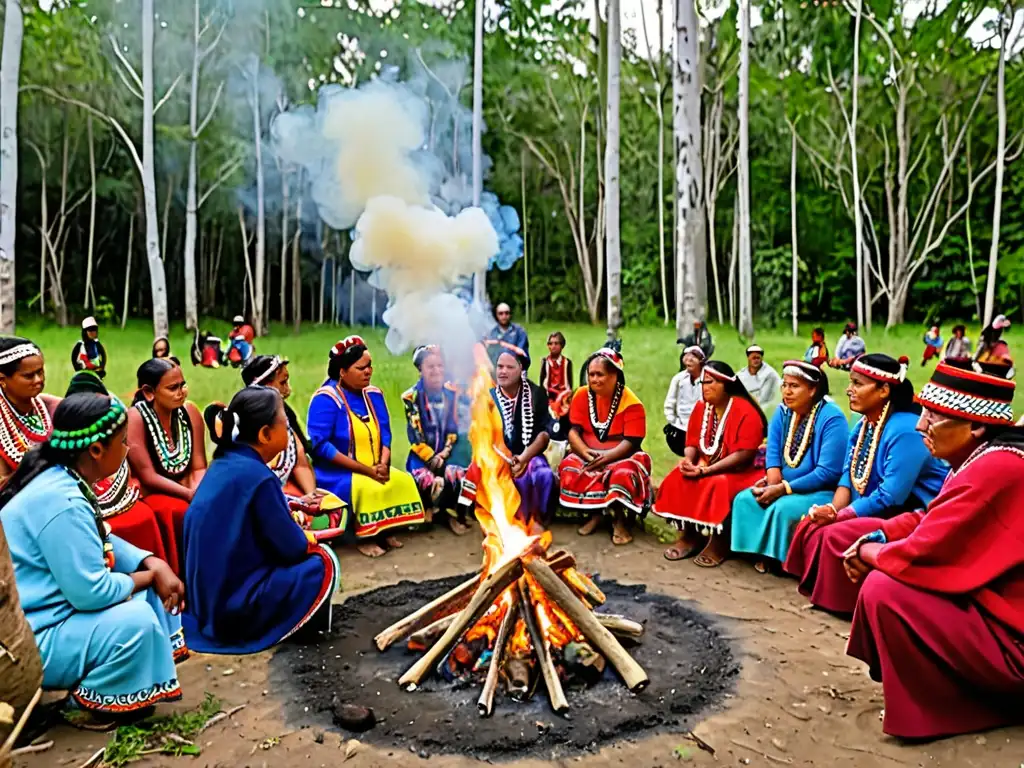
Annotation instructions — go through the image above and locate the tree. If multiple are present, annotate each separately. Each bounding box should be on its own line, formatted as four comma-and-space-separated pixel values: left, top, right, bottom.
736, 0, 753, 337
984, 2, 1011, 325
605, 0, 622, 341
471, 0, 486, 306
0, 0, 23, 333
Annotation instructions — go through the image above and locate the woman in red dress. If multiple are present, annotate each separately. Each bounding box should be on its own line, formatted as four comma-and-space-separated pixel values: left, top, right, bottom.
654, 360, 767, 567
558, 346, 651, 546
127, 359, 208, 575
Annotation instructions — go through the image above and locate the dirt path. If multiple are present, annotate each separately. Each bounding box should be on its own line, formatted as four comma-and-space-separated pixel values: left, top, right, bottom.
22, 525, 1024, 768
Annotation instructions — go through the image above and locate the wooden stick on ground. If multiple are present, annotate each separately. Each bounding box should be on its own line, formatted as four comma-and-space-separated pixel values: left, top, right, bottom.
524, 557, 649, 691
399, 557, 523, 689
594, 613, 645, 639
0, 687, 41, 757
518, 578, 569, 715
478, 594, 519, 717
374, 573, 479, 651
407, 613, 458, 651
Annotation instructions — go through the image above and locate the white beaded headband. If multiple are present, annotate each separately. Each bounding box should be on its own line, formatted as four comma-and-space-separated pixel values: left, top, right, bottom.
704, 366, 737, 383
0, 343, 40, 367
782, 361, 821, 382
852, 358, 907, 383
251, 355, 285, 386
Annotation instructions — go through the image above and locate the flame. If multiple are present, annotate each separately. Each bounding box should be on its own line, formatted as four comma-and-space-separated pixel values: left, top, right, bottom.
508, 616, 532, 657
468, 344, 546, 573
525, 573, 580, 650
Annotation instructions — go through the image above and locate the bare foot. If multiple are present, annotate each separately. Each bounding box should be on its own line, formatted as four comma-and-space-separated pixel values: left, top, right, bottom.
356, 542, 387, 558
611, 519, 633, 545
423, 508, 434, 524
447, 517, 470, 536
384, 535, 404, 549
577, 513, 602, 536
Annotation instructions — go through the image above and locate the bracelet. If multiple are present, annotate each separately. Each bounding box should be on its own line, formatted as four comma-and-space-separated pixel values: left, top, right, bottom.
825, 503, 838, 515
782, 480, 793, 495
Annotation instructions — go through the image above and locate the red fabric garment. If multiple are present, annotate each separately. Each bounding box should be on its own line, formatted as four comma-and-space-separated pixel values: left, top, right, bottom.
652, 397, 764, 531
874, 445, 1024, 635
557, 451, 652, 515
567, 386, 645, 449
541, 356, 570, 399
230, 324, 255, 343
879, 510, 925, 542
105, 498, 169, 565
783, 514, 878, 614
143, 493, 190, 576
847, 570, 1024, 739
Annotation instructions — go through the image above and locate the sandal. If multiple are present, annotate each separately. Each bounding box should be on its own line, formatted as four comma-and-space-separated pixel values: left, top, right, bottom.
383, 535, 404, 550
447, 517, 470, 536
694, 551, 727, 568
753, 560, 769, 574
611, 528, 633, 546
663, 544, 697, 561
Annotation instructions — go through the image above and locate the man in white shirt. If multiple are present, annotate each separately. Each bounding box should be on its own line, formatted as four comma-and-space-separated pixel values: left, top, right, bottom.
663, 345, 705, 455
737, 345, 781, 415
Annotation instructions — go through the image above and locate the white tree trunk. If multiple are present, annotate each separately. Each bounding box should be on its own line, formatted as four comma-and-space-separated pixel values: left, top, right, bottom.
737, 0, 753, 337
673, 0, 704, 337
850, 0, 864, 328
0, 0, 23, 333
183, 0, 201, 330
984, 5, 1008, 326
471, 0, 486, 306
84, 116, 97, 309
291, 170, 303, 333
790, 121, 799, 336
141, 0, 169, 338
121, 213, 134, 329
605, 0, 622, 341
280, 166, 289, 322
251, 57, 266, 335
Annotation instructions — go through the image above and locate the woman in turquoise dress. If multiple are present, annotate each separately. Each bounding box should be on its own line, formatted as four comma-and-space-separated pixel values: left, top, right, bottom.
0, 392, 186, 728
731, 360, 848, 571
402, 345, 472, 535
308, 336, 426, 558
182, 387, 340, 653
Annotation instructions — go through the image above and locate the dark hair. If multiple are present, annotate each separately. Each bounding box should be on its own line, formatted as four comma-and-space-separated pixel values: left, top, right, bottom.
854, 354, 917, 413
0, 336, 39, 377
547, 332, 566, 346
581, 353, 626, 387
134, 358, 177, 404
812, 327, 825, 338
204, 386, 282, 455
152, 336, 170, 358
0, 393, 123, 513
952, 324, 966, 335
328, 342, 368, 381
704, 360, 769, 430
67, 371, 108, 397
980, 323, 1004, 345
241, 355, 281, 387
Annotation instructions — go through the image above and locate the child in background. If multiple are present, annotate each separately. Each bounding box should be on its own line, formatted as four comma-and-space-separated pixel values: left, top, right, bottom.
539, 332, 574, 440
921, 324, 943, 366
803, 328, 829, 368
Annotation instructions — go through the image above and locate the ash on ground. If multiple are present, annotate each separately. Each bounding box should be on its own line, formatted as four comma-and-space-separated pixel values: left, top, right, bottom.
269, 575, 738, 761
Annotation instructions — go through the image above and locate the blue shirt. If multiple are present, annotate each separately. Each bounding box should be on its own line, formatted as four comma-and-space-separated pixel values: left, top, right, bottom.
839, 411, 947, 517
486, 323, 530, 357
766, 400, 848, 495
1, 466, 150, 634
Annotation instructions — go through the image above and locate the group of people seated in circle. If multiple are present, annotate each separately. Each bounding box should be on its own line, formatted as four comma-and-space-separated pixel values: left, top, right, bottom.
1, 302, 1021, 742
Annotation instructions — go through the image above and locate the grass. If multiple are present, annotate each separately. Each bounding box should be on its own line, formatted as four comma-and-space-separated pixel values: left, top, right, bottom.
17, 317, 1020, 483
98, 693, 221, 766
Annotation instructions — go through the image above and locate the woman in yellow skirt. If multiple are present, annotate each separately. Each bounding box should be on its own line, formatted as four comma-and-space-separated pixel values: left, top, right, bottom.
307, 336, 426, 558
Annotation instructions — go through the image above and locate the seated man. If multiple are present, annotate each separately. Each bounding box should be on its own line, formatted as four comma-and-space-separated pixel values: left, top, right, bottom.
842, 361, 1024, 740
227, 315, 255, 367
829, 322, 865, 370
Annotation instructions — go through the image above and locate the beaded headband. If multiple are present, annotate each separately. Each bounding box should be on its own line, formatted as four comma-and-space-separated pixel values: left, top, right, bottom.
746, 345, 765, 356
213, 408, 241, 442
0, 343, 41, 368
412, 344, 439, 369
852, 356, 908, 384
704, 366, 737, 383
782, 360, 822, 382
331, 335, 366, 357
593, 347, 624, 371
250, 355, 287, 386
49, 395, 128, 451
681, 345, 706, 362
915, 362, 1016, 426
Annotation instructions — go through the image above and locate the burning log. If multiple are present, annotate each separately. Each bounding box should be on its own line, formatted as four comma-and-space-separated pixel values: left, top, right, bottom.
505, 654, 533, 700
477, 595, 518, 717
398, 557, 524, 690
524, 557, 649, 692
406, 614, 458, 652
518, 578, 569, 715
375, 574, 478, 651
595, 614, 645, 640
564, 568, 606, 606
545, 550, 577, 574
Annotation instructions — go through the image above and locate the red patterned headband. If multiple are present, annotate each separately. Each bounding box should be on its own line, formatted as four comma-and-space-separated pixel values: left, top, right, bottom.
704, 366, 737, 383
852, 356, 908, 384
331, 335, 366, 357
593, 347, 624, 371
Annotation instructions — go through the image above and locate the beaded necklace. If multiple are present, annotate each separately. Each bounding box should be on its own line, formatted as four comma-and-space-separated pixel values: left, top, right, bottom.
95, 459, 141, 519
0, 391, 52, 468
65, 466, 115, 570
849, 402, 890, 495
269, 428, 298, 485
783, 401, 820, 469
136, 401, 193, 478
588, 381, 623, 442
494, 379, 534, 447
699, 399, 732, 460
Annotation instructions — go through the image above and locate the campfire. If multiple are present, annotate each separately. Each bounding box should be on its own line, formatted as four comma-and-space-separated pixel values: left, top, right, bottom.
374, 347, 649, 716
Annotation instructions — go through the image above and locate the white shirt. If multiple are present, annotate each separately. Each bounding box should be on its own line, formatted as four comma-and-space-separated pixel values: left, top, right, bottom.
738, 363, 782, 413
664, 371, 703, 430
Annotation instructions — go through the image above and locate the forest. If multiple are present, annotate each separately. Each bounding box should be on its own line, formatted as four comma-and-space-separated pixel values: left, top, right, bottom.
0, 0, 1020, 340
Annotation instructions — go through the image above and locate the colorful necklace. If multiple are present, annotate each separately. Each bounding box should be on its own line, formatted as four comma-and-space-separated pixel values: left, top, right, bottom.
699, 399, 732, 459
136, 401, 193, 478
783, 401, 820, 469
270, 428, 298, 485
65, 466, 115, 570
95, 459, 141, 519
0, 391, 52, 469
849, 402, 890, 494
588, 382, 623, 442
494, 380, 534, 447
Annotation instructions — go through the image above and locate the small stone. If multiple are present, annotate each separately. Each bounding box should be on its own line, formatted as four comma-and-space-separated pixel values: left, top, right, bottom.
771, 738, 787, 752
343, 739, 360, 760
222, 668, 235, 676
314, 731, 325, 744
975, 735, 987, 746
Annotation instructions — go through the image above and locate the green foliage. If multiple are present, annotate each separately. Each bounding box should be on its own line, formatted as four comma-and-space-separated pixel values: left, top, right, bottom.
100, 693, 221, 767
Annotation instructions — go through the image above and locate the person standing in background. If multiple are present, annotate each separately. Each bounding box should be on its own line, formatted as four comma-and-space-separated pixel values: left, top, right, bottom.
486, 302, 529, 358
70, 318, 107, 379
944, 325, 972, 361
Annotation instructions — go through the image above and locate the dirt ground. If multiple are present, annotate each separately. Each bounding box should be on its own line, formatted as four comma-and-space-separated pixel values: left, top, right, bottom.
21, 524, 1024, 768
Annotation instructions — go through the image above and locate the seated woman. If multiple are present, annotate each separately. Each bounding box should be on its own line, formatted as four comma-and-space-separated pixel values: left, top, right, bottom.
402, 345, 473, 534
663, 346, 704, 457
731, 361, 848, 572
127, 359, 208, 575
783, 354, 948, 614
654, 361, 767, 567
0, 337, 61, 482
182, 388, 340, 653
70, 317, 107, 378
842, 361, 1023, 739
559, 346, 651, 546
307, 336, 425, 558
0, 392, 186, 729
975, 314, 1013, 376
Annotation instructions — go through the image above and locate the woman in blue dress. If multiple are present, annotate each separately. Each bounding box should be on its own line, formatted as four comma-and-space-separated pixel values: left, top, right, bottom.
784, 354, 948, 614
308, 336, 426, 558
182, 387, 340, 653
0, 392, 186, 729
731, 360, 848, 571
402, 345, 472, 535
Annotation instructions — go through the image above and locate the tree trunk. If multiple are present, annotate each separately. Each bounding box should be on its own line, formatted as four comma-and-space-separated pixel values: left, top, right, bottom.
983, 4, 1008, 326
183, 0, 201, 330
0, 0, 23, 333
850, 0, 864, 328
728, 194, 738, 327
471, 0, 486, 306
251, 57, 266, 336
280, 165, 289, 323
736, 0, 753, 337
605, 0, 622, 341
789, 120, 799, 335
673, 0, 704, 337
84, 116, 97, 309
291, 171, 303, 333
121, 213, 134, 329
142, 0, 169, 338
